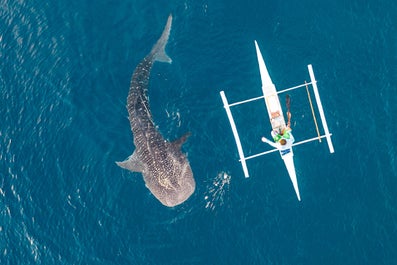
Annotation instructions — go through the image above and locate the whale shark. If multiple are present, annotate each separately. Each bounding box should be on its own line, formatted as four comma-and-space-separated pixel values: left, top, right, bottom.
116, 15, 195, 207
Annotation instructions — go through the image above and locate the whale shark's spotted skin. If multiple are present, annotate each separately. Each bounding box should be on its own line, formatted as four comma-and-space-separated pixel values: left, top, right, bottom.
116, 15, 195, 207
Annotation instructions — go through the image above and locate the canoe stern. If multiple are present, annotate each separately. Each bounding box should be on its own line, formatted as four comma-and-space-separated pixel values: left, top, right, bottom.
281, 149, 301, 201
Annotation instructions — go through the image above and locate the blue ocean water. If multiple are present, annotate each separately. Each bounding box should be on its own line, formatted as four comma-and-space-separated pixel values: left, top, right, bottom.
1, 0, 397, 264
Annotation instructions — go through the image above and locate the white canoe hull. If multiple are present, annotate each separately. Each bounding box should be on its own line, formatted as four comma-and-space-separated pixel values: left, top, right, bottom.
254, 41, 286, 132
254, 40, 301, 201
281, 150, 301, 201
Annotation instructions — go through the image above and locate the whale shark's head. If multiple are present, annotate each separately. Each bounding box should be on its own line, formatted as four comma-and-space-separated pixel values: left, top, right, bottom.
166, 160, 195, 207
117, 150, 195, 207
145, 153, 195, 207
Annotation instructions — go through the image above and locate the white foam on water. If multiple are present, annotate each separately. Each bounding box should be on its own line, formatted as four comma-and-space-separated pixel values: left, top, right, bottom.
204, 171, 231, 210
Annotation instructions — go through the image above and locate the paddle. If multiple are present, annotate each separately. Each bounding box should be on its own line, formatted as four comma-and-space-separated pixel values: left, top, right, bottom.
286, 94, 291, 127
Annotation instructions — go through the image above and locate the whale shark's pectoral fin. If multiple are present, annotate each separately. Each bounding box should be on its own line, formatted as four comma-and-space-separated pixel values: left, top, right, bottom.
116, 151, 144, 173
172, 132, 191, 149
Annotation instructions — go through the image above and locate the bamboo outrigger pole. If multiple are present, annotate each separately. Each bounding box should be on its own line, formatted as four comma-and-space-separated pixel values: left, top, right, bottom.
220, 91, 250, 178
307, 64, 334, 153
305, 81, 322, 142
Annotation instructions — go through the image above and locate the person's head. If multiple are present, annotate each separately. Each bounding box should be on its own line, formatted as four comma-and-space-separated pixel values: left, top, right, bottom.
279, 139, 287, 145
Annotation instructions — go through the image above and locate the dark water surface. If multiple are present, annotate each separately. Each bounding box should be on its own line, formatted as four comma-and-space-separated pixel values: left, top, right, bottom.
1, 1, 397, 264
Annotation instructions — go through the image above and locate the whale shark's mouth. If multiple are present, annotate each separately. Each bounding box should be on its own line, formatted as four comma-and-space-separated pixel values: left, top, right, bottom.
164, 183, 195, 207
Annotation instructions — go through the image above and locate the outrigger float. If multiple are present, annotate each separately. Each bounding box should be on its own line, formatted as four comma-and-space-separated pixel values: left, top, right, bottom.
220, 41, 334, 201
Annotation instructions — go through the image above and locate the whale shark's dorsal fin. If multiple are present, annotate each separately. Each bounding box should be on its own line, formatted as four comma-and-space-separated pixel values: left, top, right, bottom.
171, 132, 191, 150
150, 14, 173, 63
116, 151, 144, 173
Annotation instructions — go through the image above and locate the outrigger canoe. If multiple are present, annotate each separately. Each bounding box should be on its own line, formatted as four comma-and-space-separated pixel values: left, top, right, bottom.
220, 40, 334, 201
254, 41, 300, 201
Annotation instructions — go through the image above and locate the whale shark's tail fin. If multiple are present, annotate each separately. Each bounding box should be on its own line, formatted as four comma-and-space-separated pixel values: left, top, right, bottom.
151, 14, 173, 63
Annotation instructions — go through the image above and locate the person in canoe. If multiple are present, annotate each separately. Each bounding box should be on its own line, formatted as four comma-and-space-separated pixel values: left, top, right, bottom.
262, 95, 294, 150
